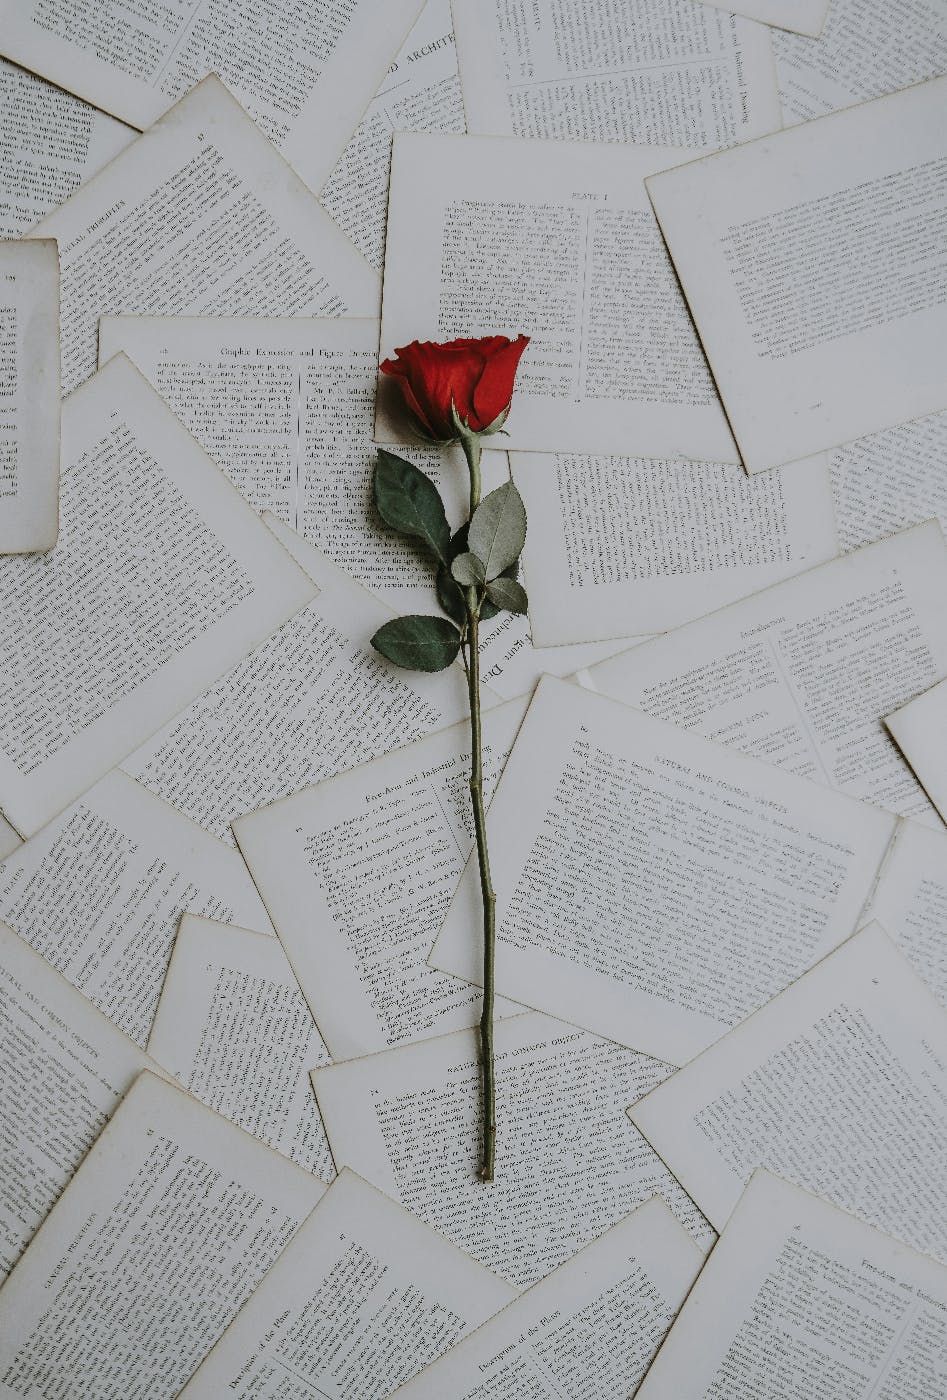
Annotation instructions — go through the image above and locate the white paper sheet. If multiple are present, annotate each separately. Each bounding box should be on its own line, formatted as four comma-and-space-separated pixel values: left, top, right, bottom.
774, 0, 947, 124
585, 522, 947, 823
0, 57, 134, 238
0, 354, 317, 838
885, 677, 947, 825
514, 449, 837, 643
147, 915, 334, 1180
0, 238, 59, 552
233, 699, 528, 1060
699, 0, 829, 39
0, 769, 273, 1046
32, 76, 377, 394
377, 131, 740, 461
646, 76, 947, 471
0, 0, 423, 193
638, 1169, 947, 1398
180, 1169, 515, 1399
123, 515, 470, 843
630, 923, 947, 1264
432, 675, 896, 1065
864, 819, 947, 1006
453, 0, 781, 147
0, 923, 155, 1285
312, 1012, 713, 1289
322, 0, 464, 271
830, 407, 947, 552
392, 1196, 704, 1400
0, 1071, 325, 1399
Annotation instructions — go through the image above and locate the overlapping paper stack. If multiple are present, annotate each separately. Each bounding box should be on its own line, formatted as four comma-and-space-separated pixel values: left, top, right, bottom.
0, 1, 946, 1396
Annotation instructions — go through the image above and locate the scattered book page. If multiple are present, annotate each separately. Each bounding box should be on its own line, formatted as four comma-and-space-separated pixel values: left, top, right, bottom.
123, 515, 470, 845
0, 769, 273, 1047
376, 131, 740, 461
630, 923, 947, 1264
830, 408, 947, 551
98, 315, 632, 698
0, 1071, 325, 1400
0, 355, 316, 839
514, 450, 837, 643
322, 0, 464, 272
390, 1196, 703, 1400
32, 77, 377, 395
314, 1013, 713, 1291
233, 699, 529, 1061
180, 1168, 515, 1399
0, 58, 134, 238
453, 0, 781, 146
774, 0, 947, 124
585, 523, 947, 824
646, 76, 947, 471
431, 675, 895, 1065
637, 1169, 947, 1399
0, 814, 19, 861
0, 0, 423, 189
0, 238, 59, 553
0, 922, 157, 1286
147, 916, 334, 1181
700, 0, 829, 39
864, 820, 947, 1006
886, 678, 947, 824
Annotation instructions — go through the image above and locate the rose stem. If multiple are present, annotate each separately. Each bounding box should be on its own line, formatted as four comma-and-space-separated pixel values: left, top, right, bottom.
460, 431, 496, 1182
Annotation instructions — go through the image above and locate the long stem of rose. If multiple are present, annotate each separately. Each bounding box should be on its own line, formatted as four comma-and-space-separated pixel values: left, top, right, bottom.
459, 431, 496, 1182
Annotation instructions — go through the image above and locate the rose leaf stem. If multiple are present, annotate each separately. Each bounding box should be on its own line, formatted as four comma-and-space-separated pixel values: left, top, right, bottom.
459, 431, 495, 1181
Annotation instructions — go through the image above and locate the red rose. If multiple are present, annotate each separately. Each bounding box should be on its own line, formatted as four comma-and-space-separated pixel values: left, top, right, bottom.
380, 335, 529, 440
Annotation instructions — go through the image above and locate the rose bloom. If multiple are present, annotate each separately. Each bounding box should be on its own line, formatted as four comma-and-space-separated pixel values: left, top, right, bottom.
381, 335, 529, 440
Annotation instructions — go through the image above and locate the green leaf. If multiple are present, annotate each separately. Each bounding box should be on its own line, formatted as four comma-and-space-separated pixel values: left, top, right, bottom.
436, 563, 466, 626
371, 615, 461, 672
374, 450, 450, 563
485, 576, 528, 614
451, 552, 485, 587
467, 481, 527, 581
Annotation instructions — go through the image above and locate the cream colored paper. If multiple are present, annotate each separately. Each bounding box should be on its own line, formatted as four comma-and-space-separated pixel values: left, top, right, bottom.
0, 355, 316, 839
233, 699, 528, 1060
0, 923, 156, 1285
514, 449, 837, 643
0, 769, 273, 1046
0, 1072, 325, 1399
123, 516, 470, 843
638, 1169, 947, 1398
453, 0, 781, 146
0, 238, 59, 553
885, 677, 947, 825
180, 1169, 515, 1399
392, 1196, 702, 1400
431, 675, 896, 1064
630, 924, 947, 1264
0, 58, 134, 238
377, 131, 740, 461
646, 76, 947, 471
312, 1012, 713, 1291
0, 0, 423, 192
32, 76, 377, 394
147, 916, 334, 1180
586, 522, 947, 824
